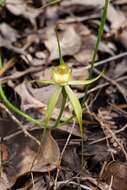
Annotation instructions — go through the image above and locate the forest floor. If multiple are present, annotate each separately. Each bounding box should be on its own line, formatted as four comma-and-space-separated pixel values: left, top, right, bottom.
0, 0, 127, 190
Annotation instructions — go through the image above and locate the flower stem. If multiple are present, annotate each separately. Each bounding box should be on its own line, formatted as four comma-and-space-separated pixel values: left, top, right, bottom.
53, 88, 67, 128
55, 26, 65, 66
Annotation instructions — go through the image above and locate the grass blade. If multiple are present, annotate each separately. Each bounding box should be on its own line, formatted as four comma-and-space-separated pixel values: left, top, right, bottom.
91, 0, 109, 70
82, 0, 109, 104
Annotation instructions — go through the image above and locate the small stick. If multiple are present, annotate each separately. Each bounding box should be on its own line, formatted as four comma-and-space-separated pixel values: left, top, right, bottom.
0, 58, 15, 77
54, 120, 75, 190
94, 68, 127, 102
0, 103, 40, 145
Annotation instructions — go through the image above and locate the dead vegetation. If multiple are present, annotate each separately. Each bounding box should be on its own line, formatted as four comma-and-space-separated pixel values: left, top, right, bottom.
0, 0, 127, 189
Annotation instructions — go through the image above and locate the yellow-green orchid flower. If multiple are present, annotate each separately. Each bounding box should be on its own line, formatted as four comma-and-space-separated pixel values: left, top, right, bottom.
32, 30, 102, 137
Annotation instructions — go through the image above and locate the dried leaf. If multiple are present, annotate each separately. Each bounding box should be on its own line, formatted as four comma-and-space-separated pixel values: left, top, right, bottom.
62, 147, 80, 172
102, 161, 127, 190
6, 0, 41, 26
44, 25, 81, 60
61, 1, 126, 30
61, 0, 105, 7
0, 119, 20, 137
0, 128, 60, 188
15, 82, 46, 110
0, 23, 19, 43
14, 82, 71, 120
29, 85, 56, 105
113, 0, 127, 5
0, 172, 12, 190
74, 33, 115, 64
32, 130, 60, 172
107, 4, 126, 29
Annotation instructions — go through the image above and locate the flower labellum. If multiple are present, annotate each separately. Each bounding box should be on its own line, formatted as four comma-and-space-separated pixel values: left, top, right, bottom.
52, 65, 72, 85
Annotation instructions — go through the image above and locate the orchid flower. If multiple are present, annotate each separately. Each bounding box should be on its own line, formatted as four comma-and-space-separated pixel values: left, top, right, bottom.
32, 30, 102, 137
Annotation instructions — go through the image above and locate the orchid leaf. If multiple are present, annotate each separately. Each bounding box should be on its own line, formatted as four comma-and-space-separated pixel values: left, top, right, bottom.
64, 85, 83, 136
45, 85, 62, 127
69, 71, 103, 85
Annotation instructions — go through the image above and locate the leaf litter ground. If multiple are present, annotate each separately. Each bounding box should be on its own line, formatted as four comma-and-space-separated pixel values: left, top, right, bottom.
0, 0, 127, 189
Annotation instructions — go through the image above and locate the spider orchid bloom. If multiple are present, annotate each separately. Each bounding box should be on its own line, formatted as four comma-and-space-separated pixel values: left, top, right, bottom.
30, 29, 103, 134
35, 64, 101, 87
0, 20, 104, 141
32, 62, 102, 135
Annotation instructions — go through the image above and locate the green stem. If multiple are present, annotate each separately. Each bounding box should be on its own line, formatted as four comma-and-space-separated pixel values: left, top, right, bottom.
56, 115, 73, 128
55, 27, 65, 66
81, 0, 109, 105
53, 88, 67, 128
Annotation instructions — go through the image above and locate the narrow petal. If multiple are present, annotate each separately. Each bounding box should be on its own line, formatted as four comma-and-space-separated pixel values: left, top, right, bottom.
30, 80, 55, 85
64, 85, 83, 136
45, 86, 62, 127
69, 71, 103, 85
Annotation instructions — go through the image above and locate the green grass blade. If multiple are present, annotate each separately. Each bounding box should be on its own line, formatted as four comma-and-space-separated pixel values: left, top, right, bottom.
0, 56, 41, 125
82, 0, 109, 105
91, 0, 109, 70
45, 85, 62, 127
64, 85, 83, 136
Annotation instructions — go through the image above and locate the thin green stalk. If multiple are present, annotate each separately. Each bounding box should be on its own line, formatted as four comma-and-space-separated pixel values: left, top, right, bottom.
53, 88, 67, 128
81, 0, 109, 105
55, 27, 65, 66
57, 116, 73, 127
